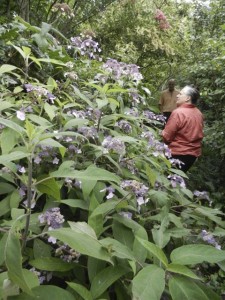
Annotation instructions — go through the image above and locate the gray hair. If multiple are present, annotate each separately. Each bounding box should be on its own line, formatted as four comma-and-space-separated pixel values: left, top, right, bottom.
182, 85, 200, 104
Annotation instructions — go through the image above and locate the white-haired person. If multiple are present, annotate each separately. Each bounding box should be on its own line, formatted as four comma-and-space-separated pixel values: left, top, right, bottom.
162, 85, 204, 172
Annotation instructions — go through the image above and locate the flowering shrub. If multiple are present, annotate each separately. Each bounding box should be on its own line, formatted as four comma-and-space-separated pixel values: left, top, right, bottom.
155, 9, 171, 31
0, 17, 224, 300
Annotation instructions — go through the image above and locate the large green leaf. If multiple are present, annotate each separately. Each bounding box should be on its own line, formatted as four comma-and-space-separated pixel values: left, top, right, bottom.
0, 64, 17, 74
0, 182, 15, 195
60, 199, 88, 210
51, 162, 120, 184
132, 265, 165, 300
29, 257, 74, 272
170, 244, 225, 265
36, 176, 60, 200
33, 239, 51, 259
0, 127, 20, 154
0, 118, 25, 134
5, 231, 32, 294
100, 237, 136, 260
135, 237, 168, 267
90, 200, 122, 218
38, 138, 65, 149
8, 285, 75, 300
27, 114, 52, 127
63, 118, 89, 130
169, 275, 220, 300
67, 282, 93, 300
90, 266, 128, 299
0, 151, 29, 165
166, 264, 200, 280
48, 226, 112, 263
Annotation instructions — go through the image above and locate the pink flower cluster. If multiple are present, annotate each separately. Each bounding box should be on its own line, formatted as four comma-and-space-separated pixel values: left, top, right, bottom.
154, 9, 171, 31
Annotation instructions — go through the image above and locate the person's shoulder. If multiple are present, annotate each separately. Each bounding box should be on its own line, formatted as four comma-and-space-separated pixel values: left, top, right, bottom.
161, 89, 168, 94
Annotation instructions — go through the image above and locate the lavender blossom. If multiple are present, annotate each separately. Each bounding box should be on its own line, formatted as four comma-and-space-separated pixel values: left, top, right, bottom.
100, 186, 115, 199
16, 110, 26, 121
78, 126, 98, 139
70, 35, 101, 60
120, 158, 137, 174
168, 174, 186, 188
116, 120, 132, 134
38, 207, 65, 230
201, 230, 221, 250
102, 59, 143, 84
119, 211, 133, 219
121, 180, 149, 206
102, 136, 126, 155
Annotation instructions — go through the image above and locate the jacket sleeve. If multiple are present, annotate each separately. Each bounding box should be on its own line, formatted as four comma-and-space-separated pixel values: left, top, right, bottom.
162, 112, 179, 143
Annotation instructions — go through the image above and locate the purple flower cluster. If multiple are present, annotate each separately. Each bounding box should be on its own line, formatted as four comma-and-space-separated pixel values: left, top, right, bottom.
102, 136, 126, 155
100, 186, 115, 199
102, 59, 143, 84
201, 230, 221, 250
124, 108, 139, 117
24, 84, 56, 104
34, 145, 59, 166
121, 180, 149, 208
120, 158, 137, 174
167, 174, 186, 188
169, 158, 184, 169
65, 178, 82, 189
194, 190, 210, 201
116, 120, 132, 134
70, 35, 101, 60
143, 110, 166, 124
142, 131, 171, 158
77, 126, 98, 139
39, 207, 65, 230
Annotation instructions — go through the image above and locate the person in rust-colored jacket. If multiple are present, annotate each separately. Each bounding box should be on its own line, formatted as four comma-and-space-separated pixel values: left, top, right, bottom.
162, 85, 204, 172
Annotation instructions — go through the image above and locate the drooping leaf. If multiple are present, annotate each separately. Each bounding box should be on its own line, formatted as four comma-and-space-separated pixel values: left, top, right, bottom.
36, 176, 60, 200
0, 151, 28, 165
47, 227, 112, 263
132, 265, 165, 300
5, 231, 32, 294
0, 64, 17, 74
91, 266, 128, 299
29, 257, 74, 272
136, 237, 168, 267
63, 118, 89, 130
0, 128, 20, 154
60, 199, 88, 210
100, 237, 136, 260
51, 163, 120, 184
0, 118, 25, 134
8, 285, 75, 300
170, 244, 225, 265
169, 275, 220, 300
67, 282, 93, 300
33, 239, 52, 259
166, 264, 200, 280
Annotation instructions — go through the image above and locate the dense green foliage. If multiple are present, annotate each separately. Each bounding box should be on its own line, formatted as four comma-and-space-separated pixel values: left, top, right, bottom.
0, 0, 225, 299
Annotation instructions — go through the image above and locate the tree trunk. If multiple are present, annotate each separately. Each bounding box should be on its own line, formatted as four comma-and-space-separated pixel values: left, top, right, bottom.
18, 0, 30, 22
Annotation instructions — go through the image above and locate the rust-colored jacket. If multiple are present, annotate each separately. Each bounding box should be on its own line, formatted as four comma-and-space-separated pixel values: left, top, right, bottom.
162, 103, 204, 157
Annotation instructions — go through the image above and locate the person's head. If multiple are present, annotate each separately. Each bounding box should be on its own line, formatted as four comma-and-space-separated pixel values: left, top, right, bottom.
168, 79, 176, 92
176, 85, 200, 106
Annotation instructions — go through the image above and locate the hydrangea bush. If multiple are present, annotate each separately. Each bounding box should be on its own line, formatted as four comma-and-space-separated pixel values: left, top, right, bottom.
0, 16, 224, 300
